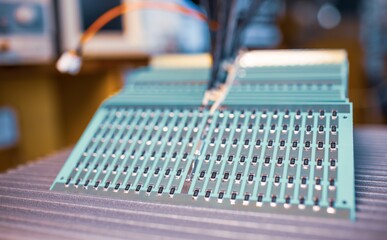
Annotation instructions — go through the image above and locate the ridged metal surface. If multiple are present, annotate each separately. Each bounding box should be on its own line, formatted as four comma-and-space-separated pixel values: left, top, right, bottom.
0, 127, 386, 240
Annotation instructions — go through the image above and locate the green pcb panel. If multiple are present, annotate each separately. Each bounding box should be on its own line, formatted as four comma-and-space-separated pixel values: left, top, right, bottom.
51, 50, 355, 220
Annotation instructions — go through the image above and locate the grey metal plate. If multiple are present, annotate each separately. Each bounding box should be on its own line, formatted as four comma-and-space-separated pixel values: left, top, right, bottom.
0, 127, 386, 240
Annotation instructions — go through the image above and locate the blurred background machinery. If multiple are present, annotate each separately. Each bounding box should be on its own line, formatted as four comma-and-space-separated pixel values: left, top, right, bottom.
0, 0, 55, 64
360, 0, 387, 115
0, 0, 386, 172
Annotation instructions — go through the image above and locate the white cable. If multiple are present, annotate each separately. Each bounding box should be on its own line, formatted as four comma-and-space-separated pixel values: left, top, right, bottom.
202, 56, 240, 115
56, 51, 82, 75
209, 63, 237, 115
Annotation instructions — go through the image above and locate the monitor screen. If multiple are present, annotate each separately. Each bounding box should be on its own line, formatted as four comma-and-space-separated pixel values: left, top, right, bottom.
80, 0, 122, 31
59, 0, 209, 56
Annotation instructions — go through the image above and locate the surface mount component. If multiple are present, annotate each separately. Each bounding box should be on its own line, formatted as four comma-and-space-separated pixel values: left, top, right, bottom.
51, 50, 355, 220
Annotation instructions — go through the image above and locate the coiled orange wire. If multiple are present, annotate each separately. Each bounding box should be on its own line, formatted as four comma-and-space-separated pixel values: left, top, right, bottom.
80, 1, 213, 45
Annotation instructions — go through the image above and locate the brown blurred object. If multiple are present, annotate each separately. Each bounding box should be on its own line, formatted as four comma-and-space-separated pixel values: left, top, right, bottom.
0, 57, 148, 172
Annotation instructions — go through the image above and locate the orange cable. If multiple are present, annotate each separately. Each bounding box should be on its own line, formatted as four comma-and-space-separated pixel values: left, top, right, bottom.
80, 2, 208, 44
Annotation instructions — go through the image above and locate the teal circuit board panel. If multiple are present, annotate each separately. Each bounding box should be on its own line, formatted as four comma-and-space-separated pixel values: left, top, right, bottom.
51, 50, 356, 220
